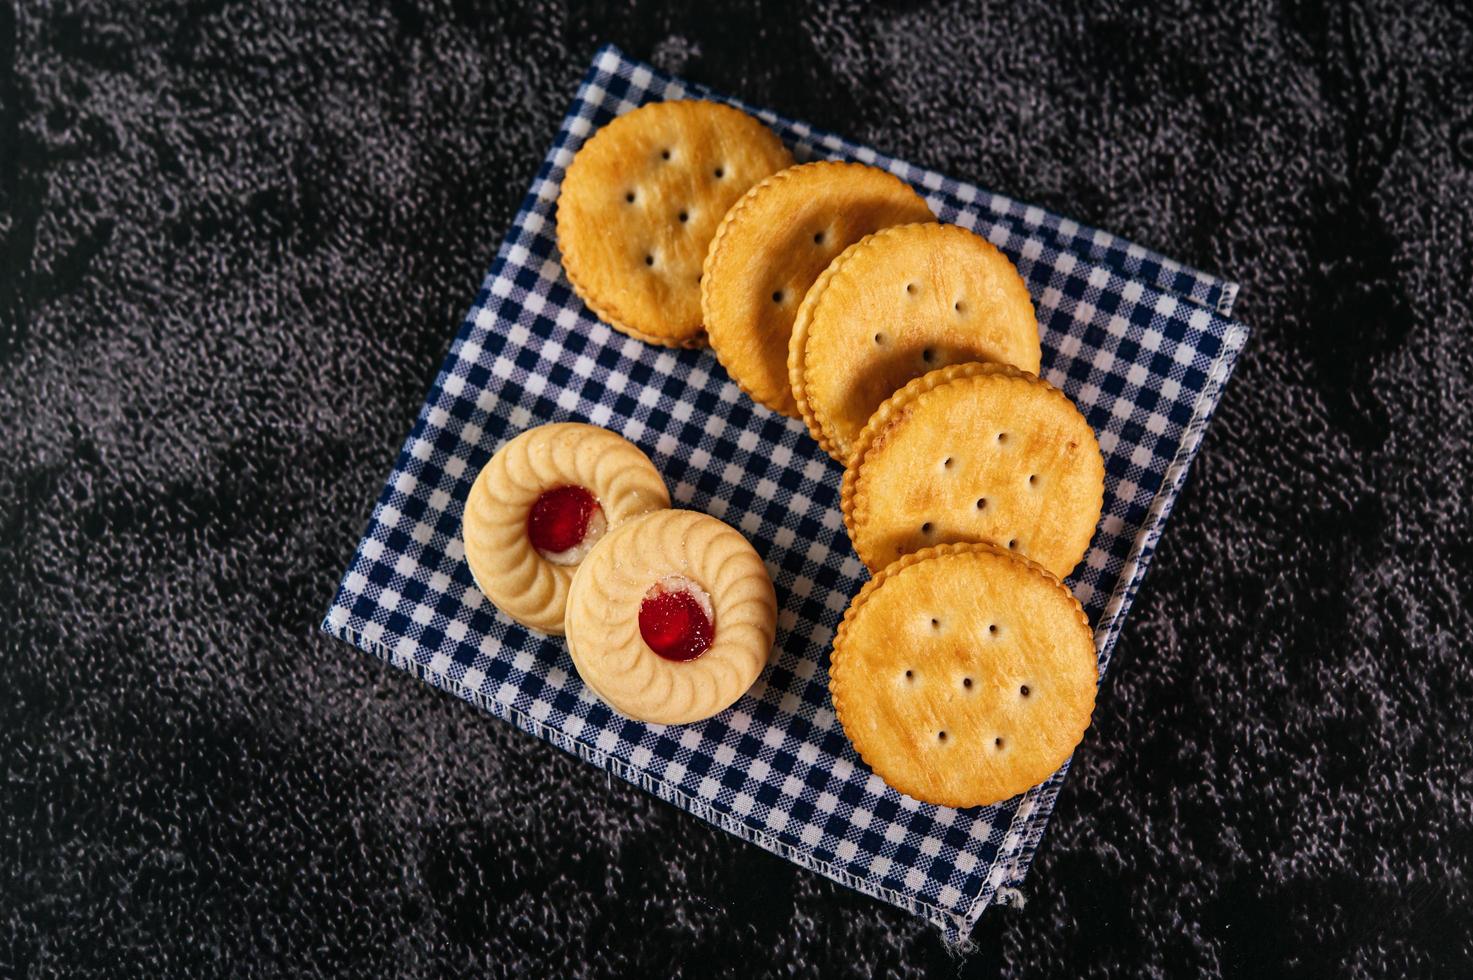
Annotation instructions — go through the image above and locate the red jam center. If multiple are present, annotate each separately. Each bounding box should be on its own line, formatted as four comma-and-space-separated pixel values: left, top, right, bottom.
526, 485, 600, 554
639, 587, 715, 662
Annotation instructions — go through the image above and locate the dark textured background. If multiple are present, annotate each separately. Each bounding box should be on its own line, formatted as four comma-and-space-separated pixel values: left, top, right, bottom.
3, 0, 1471, 976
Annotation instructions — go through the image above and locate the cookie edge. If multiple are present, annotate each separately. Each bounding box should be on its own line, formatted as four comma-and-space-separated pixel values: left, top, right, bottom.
829, 540, 1097, 809
558, 99, 792, 349
842, 363, 1103, 576
462, 423, 671, 635
798, 222, 1042, 462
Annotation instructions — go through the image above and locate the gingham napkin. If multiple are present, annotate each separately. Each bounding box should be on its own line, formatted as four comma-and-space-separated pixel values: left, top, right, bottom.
322, 45, 1249, 942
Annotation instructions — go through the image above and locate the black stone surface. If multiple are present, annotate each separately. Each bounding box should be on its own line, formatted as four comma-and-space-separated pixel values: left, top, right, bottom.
3, 1, 1471, 976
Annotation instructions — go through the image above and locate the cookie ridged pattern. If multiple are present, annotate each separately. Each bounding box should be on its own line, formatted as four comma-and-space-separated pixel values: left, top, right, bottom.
461, 423, 670, 634
787, 219, 880, 457
565, 509, 777, 725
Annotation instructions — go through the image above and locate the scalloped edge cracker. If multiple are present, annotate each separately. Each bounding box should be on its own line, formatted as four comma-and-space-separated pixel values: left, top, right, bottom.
841, 363, 1104, 578
829, 542, 1097, 808
791, 222, 1039, 461
558, 100, 793, 347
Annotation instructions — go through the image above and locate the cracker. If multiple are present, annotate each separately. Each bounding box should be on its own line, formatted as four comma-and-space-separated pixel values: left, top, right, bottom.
557, 100, 793, 347
829, 542, 1097, 808
842, 362, 1103, 578
791, 222, 1040, 461
565, 509, 777, 725
702, 161, 935, 415
461, 423, 670, 634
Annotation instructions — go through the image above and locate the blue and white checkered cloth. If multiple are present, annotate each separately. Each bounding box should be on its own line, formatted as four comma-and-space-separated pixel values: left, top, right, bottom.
322, 45, 1250, 942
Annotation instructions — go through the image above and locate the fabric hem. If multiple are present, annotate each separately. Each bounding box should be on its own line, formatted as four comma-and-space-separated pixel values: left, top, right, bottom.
980, 319, 1252, 912
321, 615, 976, 943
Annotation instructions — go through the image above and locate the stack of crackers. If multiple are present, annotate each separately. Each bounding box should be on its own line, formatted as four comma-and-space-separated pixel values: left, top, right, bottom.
557, 100, 1106, 809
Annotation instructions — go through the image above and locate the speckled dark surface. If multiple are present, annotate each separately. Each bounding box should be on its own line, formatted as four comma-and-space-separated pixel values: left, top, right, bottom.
3, 1, 1472, 976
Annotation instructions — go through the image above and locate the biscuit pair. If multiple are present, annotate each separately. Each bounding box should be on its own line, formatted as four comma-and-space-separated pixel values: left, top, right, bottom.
462, 423, 776, 725
830, 365, 1106, 808
702, 162, 1047, 438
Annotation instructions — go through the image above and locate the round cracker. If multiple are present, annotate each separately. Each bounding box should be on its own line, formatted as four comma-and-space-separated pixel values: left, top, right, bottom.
842, 363, 1104, 579
829, 542, 1097, 808
565, 509, 777, 725
557, 100, 793, 347
462, 423, 670, 634
702, 162, 935, 415
791, 222, 1040, 461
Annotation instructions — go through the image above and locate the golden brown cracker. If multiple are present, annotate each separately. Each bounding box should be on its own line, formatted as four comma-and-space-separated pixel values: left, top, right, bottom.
557, 101, 792, 347
461, 423, 670, 634
829, 542, 1097, 808
791, 222, 1040, 461
841, 363, 1103, 579
702, 162, 935, 415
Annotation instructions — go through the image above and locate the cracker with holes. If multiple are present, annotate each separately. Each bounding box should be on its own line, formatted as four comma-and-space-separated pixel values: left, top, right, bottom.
790, 222, 1041, 461
557, 100, 793, 347
702, 161, 935, 415
842, 362, 1104, 578
565, 509, 777, 725
829, 542, 1097, 808
462, 423, 671, 634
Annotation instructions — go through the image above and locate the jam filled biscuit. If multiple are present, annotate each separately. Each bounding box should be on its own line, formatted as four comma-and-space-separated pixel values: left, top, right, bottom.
564, 509, 777, 725
829, 543, 1097, 808
557, 100, 793, 347
790, 222, 1041, 461
462, 423, 670, 634
702, 162, 935, 416
842, 363, 1104, 579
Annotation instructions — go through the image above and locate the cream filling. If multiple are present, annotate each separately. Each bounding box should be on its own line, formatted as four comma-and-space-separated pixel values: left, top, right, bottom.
644, 574, 716, 628
536, 507, 607, 566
